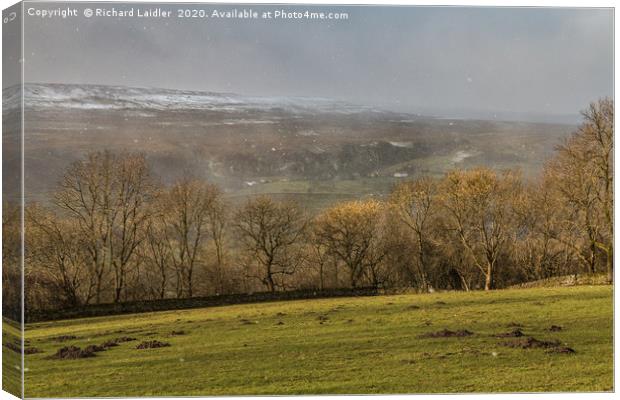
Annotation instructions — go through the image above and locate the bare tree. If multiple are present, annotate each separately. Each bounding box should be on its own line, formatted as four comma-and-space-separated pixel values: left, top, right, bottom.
314, 200, 386, 288
160, 177, 220, 298
143, 203, 172, 299
206, 191, 228, 294
511, 180, 580, 281
54, 151, 155, 303
545, 99, 613, 281
439, 168, 522, 290
26, 205, 93, 307
306, 226, 331, 290
233, 196, 306, 292
390, 177, 438, 291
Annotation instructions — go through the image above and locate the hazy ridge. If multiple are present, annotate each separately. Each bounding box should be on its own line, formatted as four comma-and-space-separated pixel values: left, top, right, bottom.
3, 83, 575, 208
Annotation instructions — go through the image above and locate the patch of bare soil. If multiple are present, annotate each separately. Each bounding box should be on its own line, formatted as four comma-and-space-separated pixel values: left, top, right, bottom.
50, 335, 77, 342
114, 336, 137, 343
101, 336, 136, 348
49, 346, 95, 359
419, 329, 474, 338
3, 341, 42, 354
548, 325, 563, 332
317, 315, 329, 322
275, 321, 285, 326
136, 340, 170, 349
494, 328, 525, 338
84, 344, 107, 353
501, 336, 561, 349
408, 305, 420, 310
24, 346, 43, 354
3, 342, 21, 353
547, 346, 575, 354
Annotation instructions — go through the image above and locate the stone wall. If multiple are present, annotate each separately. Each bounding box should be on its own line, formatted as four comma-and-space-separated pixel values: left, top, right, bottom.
25, 287, 379, 322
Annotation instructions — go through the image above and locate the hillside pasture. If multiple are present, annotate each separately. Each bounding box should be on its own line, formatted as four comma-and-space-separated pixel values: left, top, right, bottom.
19, 285, 613, 397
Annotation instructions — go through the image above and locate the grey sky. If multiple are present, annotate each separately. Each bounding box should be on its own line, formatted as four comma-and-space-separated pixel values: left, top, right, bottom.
22, 4, 613, 120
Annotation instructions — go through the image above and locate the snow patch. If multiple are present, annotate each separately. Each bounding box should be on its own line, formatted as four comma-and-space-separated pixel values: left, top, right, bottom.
13, 83, 384, 116
389, 141, 413, 148
452, 150, 474, 163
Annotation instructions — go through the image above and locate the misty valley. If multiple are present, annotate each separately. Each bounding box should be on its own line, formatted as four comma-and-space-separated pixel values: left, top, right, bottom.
4, 83, 573, 209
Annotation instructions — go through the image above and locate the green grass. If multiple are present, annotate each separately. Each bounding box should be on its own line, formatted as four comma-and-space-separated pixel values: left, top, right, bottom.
22, 286, 612, 397
2, 319, 22, 397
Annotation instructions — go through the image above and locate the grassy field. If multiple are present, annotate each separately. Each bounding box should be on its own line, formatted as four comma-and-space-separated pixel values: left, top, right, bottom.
2, 319, 22, 397
19, 286, 613, 397
230, 178, 394, 212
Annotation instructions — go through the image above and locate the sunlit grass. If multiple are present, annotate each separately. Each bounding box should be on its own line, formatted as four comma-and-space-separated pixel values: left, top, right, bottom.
20, 286, 612, 397
2, 318, 22, 397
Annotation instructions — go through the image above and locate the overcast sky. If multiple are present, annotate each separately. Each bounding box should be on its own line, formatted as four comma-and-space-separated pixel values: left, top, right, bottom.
22, 4, 613, 121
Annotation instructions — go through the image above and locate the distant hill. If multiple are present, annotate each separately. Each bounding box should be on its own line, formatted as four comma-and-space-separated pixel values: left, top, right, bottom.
3, 83, 575, 209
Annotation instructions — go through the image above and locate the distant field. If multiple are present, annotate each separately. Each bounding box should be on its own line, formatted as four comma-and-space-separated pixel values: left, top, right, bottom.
230, 178, 395, 211
19, 286, 612, 397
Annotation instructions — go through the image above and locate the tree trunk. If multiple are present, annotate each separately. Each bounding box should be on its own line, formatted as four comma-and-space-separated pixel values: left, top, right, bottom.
160, 271, 166, 299
333, 262, 339, 287
416, 262, 428, 292
113, 266, 124, 303
460, 274, 470, 292
416, 238, 429, 292
265, 263, 276, 292
266, 275, 275, 292
95, 272, 103, 304
350, 266, 357, 288
187, 268, 193, 298
175, 269, 183, 299
484, 264, 494, 291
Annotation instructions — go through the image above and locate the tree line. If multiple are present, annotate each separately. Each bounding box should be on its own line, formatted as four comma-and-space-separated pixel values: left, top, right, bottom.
2, 99, 613, 313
